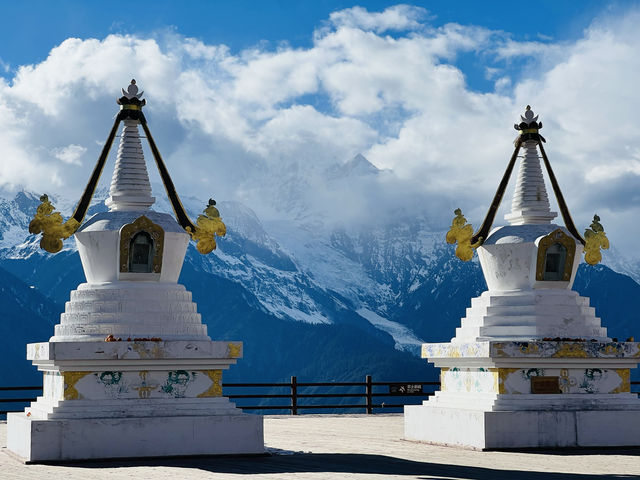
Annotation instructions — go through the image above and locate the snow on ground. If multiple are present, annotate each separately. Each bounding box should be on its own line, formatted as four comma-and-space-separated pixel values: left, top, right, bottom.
263, 220, 391, 306
356, 307, 424, 353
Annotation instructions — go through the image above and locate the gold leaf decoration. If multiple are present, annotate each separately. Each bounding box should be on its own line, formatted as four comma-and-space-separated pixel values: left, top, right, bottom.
227, 343, 242, 358
491, 368, 520, 394
197, 370, 223, 398
29, 194, 80, 253
62, 371, 90, 400
535, 228, 576, 281
187, 199, 227, 254
445, 208, 480, 262
552, 343, 589, 358
611, 369, 631, 394
583, 214, 609, 265
119, 215, 165, 273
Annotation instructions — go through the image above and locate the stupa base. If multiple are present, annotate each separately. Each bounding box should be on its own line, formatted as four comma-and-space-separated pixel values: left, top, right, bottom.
406, 340, 640, 449
404, 404, 640, 449
6, 339, 264, 462
7, 411, 264, 462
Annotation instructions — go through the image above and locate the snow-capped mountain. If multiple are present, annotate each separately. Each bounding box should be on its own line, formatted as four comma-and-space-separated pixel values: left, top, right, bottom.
1, 154, 639, 384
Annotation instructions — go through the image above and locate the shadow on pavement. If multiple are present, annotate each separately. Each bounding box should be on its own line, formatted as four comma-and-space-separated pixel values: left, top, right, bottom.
489, 446, 640, 457
52, 452, 639, 479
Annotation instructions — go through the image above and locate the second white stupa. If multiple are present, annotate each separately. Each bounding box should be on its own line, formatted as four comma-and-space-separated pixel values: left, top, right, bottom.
405, 106, 640, 449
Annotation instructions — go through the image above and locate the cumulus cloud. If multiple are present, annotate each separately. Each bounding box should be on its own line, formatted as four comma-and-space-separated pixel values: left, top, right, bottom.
0, 5, 639, 257
52, 144, 87, 165
494, 39, 558, 60
328, 5, 427, 33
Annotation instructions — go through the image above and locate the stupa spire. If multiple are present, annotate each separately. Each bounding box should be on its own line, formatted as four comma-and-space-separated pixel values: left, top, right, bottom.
446, 105, 609, 267
504, 106, 557, 225
105, 80, 155, 211
28, 79, 225, 254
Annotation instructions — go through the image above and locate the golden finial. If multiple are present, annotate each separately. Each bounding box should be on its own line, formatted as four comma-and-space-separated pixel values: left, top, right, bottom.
583, 214, 609, 265
186, 198, 227, 254
446, 208, 481, 262
29, 194, 81, 253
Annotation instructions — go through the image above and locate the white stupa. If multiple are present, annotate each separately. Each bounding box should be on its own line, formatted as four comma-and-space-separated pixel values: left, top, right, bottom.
7, 80, 263, 462
405, 107, 640, 449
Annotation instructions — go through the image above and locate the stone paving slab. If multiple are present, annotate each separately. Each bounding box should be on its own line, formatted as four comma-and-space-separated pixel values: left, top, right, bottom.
1, 415, 639, 479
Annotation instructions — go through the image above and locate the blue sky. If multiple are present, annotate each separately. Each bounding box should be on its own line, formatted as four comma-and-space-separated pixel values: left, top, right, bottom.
1, 1, 640, 261
0, 1, 619, 89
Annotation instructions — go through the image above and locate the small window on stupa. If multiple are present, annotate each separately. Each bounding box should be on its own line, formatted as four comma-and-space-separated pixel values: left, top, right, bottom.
543, 242, 567, 281
129, 231, 154, 273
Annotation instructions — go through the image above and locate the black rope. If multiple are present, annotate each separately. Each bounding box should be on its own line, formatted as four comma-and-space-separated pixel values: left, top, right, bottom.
471, 140, 522, 245
538, 141, 585, 245
140, 121, 197, 232
71, 116, 122, 224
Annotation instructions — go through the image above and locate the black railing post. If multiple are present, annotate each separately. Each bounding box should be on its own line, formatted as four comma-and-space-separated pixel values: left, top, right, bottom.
291, 376, 298, 415
366, 375, 373, 414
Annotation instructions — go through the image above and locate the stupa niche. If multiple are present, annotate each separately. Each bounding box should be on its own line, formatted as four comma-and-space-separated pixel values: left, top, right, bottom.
7, 80, 263, 462
405, 107, 640, 449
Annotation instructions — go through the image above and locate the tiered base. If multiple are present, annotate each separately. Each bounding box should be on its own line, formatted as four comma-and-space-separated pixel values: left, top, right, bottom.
405, 405, 640, 449
6, 340, 264, 462
405, 340, 640, 449
8, 411, 263, 462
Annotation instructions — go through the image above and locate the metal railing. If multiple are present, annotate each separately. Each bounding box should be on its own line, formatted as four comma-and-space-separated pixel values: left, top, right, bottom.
0, 376, 437, 416
0, 386, 44, 415
224, 376, 439, 414
2, 378, 639, 416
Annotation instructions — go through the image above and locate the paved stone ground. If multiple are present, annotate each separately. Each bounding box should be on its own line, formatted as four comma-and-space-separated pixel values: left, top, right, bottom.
1, 415, 639, 479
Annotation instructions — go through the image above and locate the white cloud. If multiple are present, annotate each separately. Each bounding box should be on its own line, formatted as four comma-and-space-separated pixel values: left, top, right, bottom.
328, 5, 427, 33
494, 39, 558, 60
0, 5, 640, 259
52, 144, 87, 165
0, 58, 10, 74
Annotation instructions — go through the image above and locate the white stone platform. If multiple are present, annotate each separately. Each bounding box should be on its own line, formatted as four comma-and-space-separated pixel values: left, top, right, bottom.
8, 411, 263, 461
2, 416, 640, 479
7, 340, 264, 461
405, 340, 640, 449
405, 405, 640, 449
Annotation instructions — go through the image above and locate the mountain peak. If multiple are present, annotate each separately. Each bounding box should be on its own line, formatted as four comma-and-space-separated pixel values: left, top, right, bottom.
347, 154, 379, 176
13, 191, 42, 214
325, 154, 379, 181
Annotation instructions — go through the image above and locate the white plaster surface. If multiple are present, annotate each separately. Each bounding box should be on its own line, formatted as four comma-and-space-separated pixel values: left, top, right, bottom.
105, 119, 155, 211
411, 338, 640, 447
478, 224, 582, 292
404, 404, 640, 449
425, 390, 640, 411
7, 336, 258, 459
52, 282, 208, 341
7, 411, 263, 461
404, 405, 487, 448
76, 211, 189, 284
2, 415, 640, 479
504, 140, 557, 225
29, 340, 241, 361
453, 289, 607, 342
423, 340, 640, 364
26, 397, 240, 420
